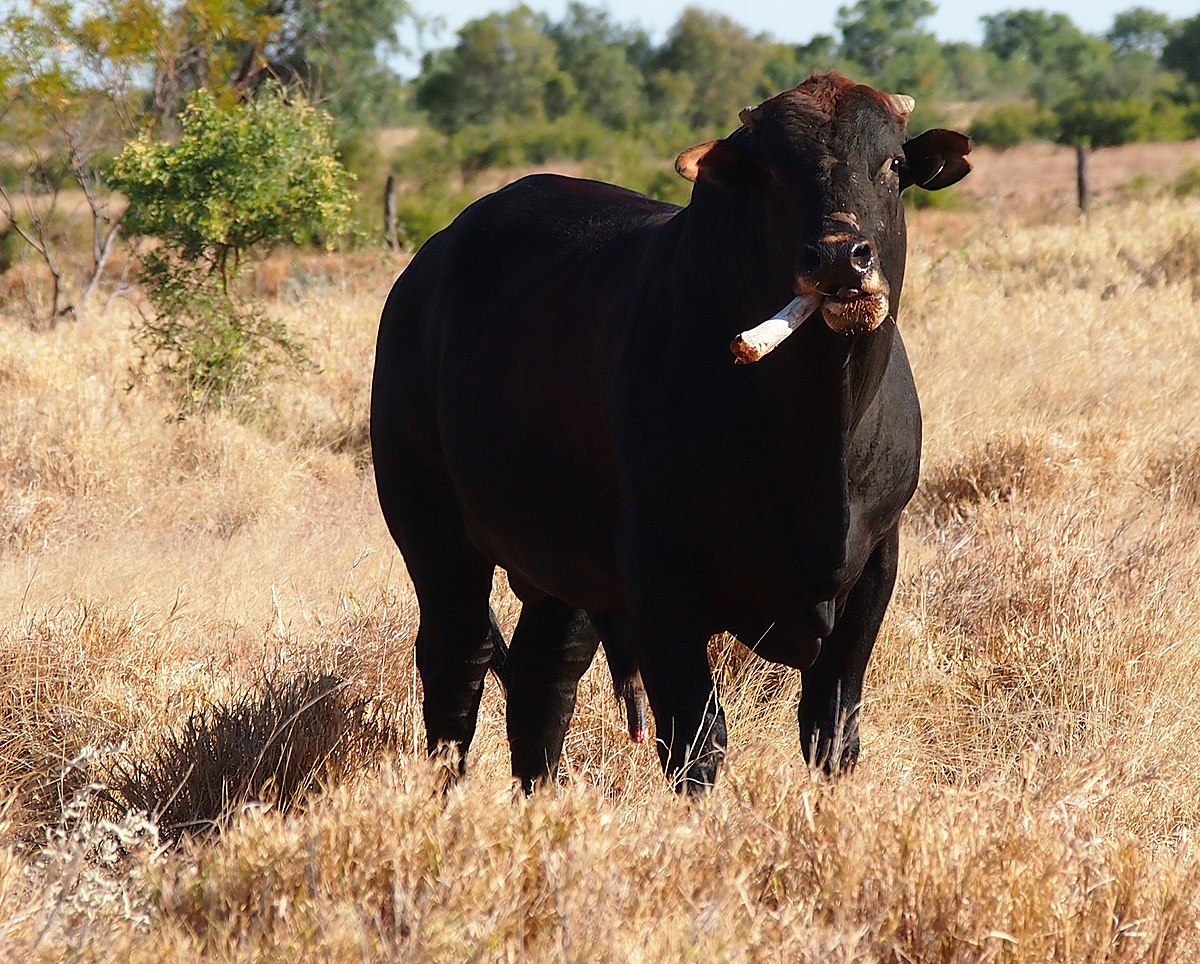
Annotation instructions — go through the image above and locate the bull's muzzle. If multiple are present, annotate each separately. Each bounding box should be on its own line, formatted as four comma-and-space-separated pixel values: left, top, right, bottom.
730, 293, 823, 364
731, 232, 892, 361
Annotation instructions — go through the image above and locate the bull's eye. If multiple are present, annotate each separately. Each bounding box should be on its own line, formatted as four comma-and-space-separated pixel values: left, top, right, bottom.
878, 156, 905, 182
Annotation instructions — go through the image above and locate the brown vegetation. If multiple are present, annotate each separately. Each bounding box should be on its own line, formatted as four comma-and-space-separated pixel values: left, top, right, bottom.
1, 181, 1200, 957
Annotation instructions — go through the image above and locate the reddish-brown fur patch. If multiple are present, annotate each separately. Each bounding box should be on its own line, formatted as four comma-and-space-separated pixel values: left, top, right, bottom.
785, 71, 905, 122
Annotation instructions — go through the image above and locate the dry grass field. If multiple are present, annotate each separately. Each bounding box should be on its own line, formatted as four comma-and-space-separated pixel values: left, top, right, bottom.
2, 147, 1200, 959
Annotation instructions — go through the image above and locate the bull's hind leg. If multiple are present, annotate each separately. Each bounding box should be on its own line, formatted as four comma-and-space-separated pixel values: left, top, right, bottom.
505, 598, 599, 793
374, 451, 497, 780
799, 524, 899, 775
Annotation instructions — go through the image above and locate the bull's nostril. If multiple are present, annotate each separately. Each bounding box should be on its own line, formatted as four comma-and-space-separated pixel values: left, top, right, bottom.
849, 241, 874, 271
799, 246, 822, 277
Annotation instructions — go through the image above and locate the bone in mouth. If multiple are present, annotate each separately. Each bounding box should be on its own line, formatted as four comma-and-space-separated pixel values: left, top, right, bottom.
729, 293, 823, 364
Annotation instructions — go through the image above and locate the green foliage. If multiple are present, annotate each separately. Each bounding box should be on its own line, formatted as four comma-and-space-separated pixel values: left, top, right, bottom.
111, 89, 353, 268
651, 9, 786, 131
938, 42, 1006, 101
132, 253, 311, 417
416, 6, 573, 134
452, 112, 611, 172
1108, 7, 1175, 56
971, 103, 1054, 147
545, 3, 651, 130
387, 117, 692, 249
108, 89, 352, 415
982, 10, 1104, 105
146, 0, 410, 136
1053, 95, 1194, 147
1163, 14, 1200, 87
837, 0, 938, 88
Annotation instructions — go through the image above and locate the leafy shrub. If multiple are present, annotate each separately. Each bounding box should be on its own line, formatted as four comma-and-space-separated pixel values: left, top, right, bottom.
450, 112, 611, 173
1054, 95, 1193, 147
970, 102, 1053, 147
388, 120, 694, 248
132, 253, 310, 416
109, 88, 353, 415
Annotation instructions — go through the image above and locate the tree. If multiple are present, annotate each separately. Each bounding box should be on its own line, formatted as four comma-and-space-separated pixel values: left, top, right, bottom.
416, 6, 571, 134
152, 0, 411, 135
938, 42, 1004, 101
836, 0, 935, 76
544, 3, 649, 130
0, 0, 406, 323
790, 34, 849, 81
108, 89, 353, 414
0, 0, 160, 322
652, 8, 778, 131
982, 10, 1112, 105
1163, 15, 1200, 87
1107, 7, 1175, 56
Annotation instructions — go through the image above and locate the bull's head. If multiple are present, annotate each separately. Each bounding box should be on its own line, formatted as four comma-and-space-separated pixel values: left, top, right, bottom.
674, 72, 971, 363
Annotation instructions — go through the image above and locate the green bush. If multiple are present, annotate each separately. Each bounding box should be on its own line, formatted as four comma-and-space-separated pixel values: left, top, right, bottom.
450, 112, 611, 173
1054, 96, 1193, 147
132, 253, 310, 417
108, 88, 352, 416
970, 102, 1052, 147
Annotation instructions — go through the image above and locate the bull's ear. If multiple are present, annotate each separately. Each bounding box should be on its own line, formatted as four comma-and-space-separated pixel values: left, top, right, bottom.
901, 128, 972, 191
675, 138, 758, 191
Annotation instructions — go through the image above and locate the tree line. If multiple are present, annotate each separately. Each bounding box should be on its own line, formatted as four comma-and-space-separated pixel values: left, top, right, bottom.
413, 1, 1200, 150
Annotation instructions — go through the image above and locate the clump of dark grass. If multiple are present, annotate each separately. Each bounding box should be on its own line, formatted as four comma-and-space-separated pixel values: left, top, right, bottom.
1145, 440, 1200, 508
1121, 231, 1200, 297
106, 672, 395, 841
913, 435, 1059, 527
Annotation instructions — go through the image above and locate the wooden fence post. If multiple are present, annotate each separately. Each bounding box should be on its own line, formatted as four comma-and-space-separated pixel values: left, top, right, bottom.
1076, 143, 1090, 214
384, 173, 399, 252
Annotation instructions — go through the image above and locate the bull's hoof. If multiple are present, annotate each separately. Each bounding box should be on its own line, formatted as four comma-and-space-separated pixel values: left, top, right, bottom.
672, 765, 720, 796
800, 726, 860, 777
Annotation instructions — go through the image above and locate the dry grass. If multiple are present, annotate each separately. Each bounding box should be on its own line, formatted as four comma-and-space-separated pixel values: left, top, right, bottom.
2, 187, 1200, 958
106, 671, 396, 841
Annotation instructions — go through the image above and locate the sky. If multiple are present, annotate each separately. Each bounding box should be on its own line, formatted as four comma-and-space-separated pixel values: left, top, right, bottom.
402, 0, 1197, 67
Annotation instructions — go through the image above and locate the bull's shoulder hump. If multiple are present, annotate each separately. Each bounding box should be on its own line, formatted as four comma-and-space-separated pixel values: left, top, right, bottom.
502, 172, 679, 214
468, 173, 680, 247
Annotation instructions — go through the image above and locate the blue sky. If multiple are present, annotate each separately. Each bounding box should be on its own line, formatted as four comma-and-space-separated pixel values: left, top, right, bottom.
402, 0, 1196, 68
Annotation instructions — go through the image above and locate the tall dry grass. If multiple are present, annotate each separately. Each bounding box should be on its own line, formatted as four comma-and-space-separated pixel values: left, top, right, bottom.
2, 191, 1200, 959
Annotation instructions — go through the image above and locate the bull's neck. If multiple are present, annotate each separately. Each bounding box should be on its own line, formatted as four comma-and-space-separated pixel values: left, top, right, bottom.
667, 194, 900, 573
670, 194, 792, 349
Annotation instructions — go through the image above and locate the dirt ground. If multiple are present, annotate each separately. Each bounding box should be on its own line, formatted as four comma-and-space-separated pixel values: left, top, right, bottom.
958, 139, 1200, 209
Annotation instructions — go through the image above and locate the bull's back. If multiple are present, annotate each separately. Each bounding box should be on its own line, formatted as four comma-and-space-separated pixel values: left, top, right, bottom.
372, 175, 678, 607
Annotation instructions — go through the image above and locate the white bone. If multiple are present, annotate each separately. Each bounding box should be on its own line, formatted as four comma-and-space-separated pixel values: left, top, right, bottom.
729, 293, 823, 364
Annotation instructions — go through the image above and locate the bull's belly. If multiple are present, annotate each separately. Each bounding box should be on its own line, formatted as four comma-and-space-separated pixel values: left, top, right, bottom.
455, 487, 627, 612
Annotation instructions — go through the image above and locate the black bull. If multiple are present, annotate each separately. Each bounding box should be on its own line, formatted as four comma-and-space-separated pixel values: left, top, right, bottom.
370, 72, 971, 792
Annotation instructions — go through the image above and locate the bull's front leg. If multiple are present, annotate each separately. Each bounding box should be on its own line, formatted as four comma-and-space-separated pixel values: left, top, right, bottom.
630, 601, 726, 794
798, 524, 899, 774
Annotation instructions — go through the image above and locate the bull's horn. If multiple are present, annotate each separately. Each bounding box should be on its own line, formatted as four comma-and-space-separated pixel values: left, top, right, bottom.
730, 293, 823, 364
888, 93, 916, 117
739, 103, 763, 129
